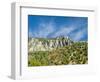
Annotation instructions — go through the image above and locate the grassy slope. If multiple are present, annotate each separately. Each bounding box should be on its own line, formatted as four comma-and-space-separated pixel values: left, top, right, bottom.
28, 42, 88, 66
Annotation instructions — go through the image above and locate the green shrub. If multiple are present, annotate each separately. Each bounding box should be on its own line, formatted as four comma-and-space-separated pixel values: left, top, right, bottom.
28, 42, 88, 66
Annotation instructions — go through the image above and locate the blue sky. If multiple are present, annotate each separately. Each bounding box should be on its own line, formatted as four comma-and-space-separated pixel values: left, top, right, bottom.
28, 15, 88, 41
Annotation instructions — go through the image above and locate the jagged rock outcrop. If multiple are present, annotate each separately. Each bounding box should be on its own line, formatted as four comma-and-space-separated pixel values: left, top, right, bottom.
28, 36, 73, 52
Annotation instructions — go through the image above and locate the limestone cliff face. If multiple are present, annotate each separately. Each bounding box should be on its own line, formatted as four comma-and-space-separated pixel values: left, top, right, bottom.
28, 36, 73, 52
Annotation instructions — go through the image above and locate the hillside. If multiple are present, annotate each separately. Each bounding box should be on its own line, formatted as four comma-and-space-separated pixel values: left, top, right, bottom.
28, 40, 88, 66
28, 36, 73, 52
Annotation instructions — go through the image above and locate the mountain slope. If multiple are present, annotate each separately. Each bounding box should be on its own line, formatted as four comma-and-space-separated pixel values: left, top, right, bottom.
28, 36, 73, 52
28, 42, 88, 66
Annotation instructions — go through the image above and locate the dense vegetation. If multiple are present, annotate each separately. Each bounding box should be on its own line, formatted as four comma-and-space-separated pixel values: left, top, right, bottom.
28, 42, 88, 66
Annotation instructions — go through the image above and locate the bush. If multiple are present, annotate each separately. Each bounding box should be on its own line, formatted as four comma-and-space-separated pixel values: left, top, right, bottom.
28, 42, 88, 66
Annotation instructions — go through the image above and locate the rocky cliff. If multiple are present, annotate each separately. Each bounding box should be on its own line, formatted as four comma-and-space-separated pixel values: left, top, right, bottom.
28, 36, 73, 52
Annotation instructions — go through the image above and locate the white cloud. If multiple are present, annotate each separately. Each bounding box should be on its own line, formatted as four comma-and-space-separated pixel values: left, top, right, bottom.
71, 28, 87, 41
29, 20, 87, 41
29, 30, 34, 37
38, 22, 55, 38
29, 21, 55, 38
53, 25, 77, 37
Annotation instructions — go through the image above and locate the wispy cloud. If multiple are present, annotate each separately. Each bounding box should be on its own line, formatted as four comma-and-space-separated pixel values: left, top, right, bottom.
29, 22, 87, 41
29, 21, 55, 38
69, 27, 87, 41
28, 16, 87, 41
53, 25, 77, 37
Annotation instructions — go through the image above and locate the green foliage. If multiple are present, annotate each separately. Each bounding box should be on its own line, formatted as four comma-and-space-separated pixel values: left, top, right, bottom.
28, 42, 88, 66
28, 51, 49, 66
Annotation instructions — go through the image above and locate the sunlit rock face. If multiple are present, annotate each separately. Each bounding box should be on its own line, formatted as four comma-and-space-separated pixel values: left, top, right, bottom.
28, 36, 73, 52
